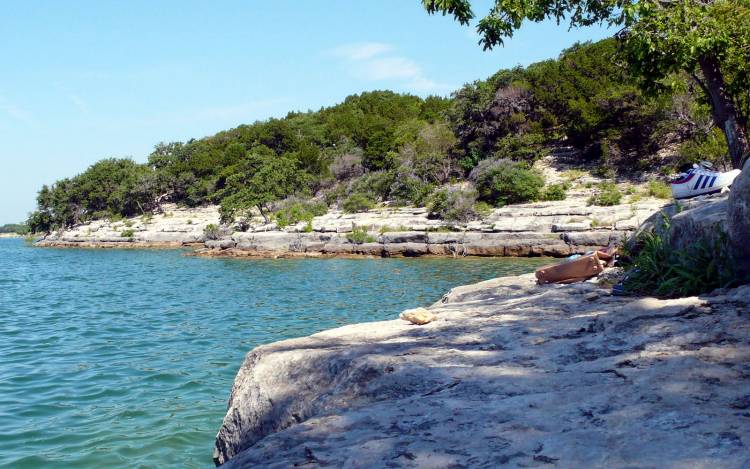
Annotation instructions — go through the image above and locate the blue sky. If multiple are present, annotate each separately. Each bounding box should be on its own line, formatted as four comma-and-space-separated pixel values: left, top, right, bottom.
0, 1, 612, 224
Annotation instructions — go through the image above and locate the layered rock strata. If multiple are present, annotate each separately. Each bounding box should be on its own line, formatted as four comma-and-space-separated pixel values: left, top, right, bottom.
198, 198, 664, 258
35, 204, 220, 248
35, 195, 668, 258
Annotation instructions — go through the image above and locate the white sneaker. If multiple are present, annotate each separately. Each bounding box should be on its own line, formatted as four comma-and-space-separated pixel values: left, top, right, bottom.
670, 164, 741, 199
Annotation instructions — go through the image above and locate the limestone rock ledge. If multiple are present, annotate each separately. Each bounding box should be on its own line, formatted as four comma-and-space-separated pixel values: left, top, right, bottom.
34, 194, 668, 258
214, 275, 750, 468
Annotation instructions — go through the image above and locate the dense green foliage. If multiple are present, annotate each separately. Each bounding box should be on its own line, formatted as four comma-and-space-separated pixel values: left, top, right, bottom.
0, 223, 29, 235
424, 0, 750, 167
470, 159, 544, 206
272, 200, 327, 228
346, 226, 376, 244
540, 183, 567, 201
28, 37, 726, 232
426, 187, 479, 222
588, 182, 623, 206
623, 227, 736, 298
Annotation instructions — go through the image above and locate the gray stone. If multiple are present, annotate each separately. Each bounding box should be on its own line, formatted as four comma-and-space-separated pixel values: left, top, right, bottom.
552, 222, 592, 232
205, 239, 237, 250
382, 243, 429, 257
728, 162, 750, 279
214, 276, 750, 468
378, 231, 427, 244
563, 231, 624, 247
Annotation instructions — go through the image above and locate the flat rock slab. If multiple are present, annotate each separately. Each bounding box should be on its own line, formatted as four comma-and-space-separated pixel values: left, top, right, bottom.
214, 275, 750, 468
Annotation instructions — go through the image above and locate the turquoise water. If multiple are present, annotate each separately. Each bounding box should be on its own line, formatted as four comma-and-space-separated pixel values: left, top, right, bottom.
0, 238, 549, 468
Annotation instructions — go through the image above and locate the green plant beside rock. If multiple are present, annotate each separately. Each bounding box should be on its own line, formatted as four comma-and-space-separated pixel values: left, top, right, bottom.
647, 180, 672, 199
588, 182, 622, 206
273, 201, 327, 228
347, 226, 376, 244
623, 227, 736, 298
540, 183, 567, 201
470, 159, 545, 206
203, 224, 222, 240
342, 193, 375, 213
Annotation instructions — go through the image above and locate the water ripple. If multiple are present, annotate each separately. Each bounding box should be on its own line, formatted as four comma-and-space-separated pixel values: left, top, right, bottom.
0, 238, 548, 468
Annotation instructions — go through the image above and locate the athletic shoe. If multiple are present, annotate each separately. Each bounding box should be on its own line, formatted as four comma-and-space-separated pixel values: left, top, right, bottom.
670, 163, 741, 199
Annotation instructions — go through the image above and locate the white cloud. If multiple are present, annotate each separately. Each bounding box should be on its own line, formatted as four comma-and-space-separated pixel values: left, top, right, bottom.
0, 96, 33, 124
328, 42, 454, 94
330, 42, 393, 60
188, 98, 292, 122
68, 94, 90, 114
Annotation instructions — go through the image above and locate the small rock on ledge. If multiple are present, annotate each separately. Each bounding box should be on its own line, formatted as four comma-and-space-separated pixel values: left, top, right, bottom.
399, 307, 437, 325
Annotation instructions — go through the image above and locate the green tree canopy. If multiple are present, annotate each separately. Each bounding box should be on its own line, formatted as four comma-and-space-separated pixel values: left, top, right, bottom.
423, 0, 750, 167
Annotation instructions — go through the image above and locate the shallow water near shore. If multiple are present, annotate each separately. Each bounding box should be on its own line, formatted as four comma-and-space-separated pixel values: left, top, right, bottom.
0, 238, 550, 468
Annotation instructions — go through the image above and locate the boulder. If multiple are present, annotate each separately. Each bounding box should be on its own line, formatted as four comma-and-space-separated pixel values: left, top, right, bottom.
205, 239, 237, 250
728, 162, 750, 279
668, 197, 728, 252
399, 308, 437, 325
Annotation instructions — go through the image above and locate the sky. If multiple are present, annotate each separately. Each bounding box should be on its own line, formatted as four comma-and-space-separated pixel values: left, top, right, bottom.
0, 0, 612, 224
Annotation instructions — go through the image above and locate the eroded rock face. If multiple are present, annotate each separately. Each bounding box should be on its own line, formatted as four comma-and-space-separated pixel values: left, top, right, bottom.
35, 204, 219, 248
214, 275, 750, 468
728, 162, 750, 279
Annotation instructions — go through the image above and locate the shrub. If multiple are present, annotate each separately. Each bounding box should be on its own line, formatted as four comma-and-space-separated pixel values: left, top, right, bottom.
588, 182, 622, 206
677, 128, 730, 169
647, 180, 672, 199
323, 184, 347, 206
330, 153, 364, 181
426, 187, 479, 222
622, 227, 736, 298
203, 224, 222, 240
389, 172, 435, 206
121, 229, 135, 238
186, 219, 193, 225
273, 200, 327, 228
493, 133, 545, 163
350, 171, 394, 201
473, 201, 493, 218
470, 159, 545, 206
342, 193, 375, 213
347, 226, 376, 244
540, 183, 567, 201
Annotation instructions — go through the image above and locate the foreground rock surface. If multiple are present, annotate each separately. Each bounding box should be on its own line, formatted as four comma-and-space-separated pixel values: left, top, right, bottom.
214, 274, 750, 468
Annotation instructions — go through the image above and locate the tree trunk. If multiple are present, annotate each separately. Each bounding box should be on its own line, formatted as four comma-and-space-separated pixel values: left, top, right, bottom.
698, 55, 750, 169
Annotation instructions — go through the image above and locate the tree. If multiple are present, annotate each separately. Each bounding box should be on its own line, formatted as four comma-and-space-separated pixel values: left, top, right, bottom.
218, 153, 308, 224
423, 0, 750, 168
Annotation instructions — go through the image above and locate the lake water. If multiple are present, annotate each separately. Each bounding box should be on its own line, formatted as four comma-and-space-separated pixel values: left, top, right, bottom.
0, 238, 549, 468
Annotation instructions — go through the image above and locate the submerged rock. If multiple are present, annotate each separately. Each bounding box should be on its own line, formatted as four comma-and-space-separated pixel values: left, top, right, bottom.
214, 275, 750, 468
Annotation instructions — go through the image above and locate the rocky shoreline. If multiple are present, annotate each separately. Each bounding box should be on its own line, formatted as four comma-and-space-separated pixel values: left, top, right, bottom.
213, 273, 750, 468
35, 191, 668, 258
